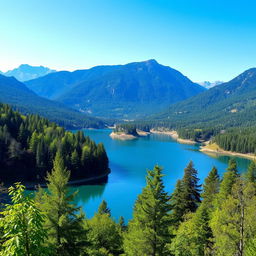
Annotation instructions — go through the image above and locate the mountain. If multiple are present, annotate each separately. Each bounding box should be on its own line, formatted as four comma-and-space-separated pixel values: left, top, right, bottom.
25, 60, 205, 119
153, 68, 256, 128
0, 74, 105, 128
198, 81, 223, 89
2, 64, 56, 82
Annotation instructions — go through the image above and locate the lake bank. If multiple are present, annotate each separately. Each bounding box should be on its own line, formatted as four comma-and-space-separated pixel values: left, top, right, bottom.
110, 128, 195, 144
200, 142, 256, 160
150, 129, 196, 145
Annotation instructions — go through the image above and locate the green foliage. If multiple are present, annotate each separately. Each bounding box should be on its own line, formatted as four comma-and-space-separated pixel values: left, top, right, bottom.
170, 161, 201, 226
0, 103, 109, 183
170, 204, 212, 256
98, 200, 111, 216
210, 179, 256, 256
0, 183, 49, 256
37, 153, 87, 256
218, 158, 239, 202
246, 160, 256, 184
86, 201, 122, 256
124, 166, 172, 256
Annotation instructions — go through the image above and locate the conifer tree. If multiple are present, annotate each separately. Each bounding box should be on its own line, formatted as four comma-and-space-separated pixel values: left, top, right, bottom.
124, 165, 172, 256
246, 160, 256, 184
218, 158, 239, 202
98, 200, 111, 216
37, 152, 87, 256
170, 161, 201, 226
202, 166, 220, 207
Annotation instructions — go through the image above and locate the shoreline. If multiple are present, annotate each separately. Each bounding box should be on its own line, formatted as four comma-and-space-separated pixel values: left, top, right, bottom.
150, 129, 196, 145
109, 130, 150, 140
200, 143, 256, 160
109, 128, 196, 144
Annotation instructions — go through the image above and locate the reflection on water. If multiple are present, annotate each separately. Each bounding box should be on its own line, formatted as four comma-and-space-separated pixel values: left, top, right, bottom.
72, 185, 106, 205
72, 129, 251, 221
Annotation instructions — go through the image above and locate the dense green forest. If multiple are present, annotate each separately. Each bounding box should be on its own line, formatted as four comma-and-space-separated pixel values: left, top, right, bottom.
214, 127, 256, 154
0, 103, 109, 183
1, 154, 256, 255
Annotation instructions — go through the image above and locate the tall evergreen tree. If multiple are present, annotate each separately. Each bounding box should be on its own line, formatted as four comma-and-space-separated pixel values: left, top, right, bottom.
218, 158, 239, 202
202, 166, 220, 207
37, 152, 87, 256
124, 166, 172, 256
246, 160, 256, 184
170, 161, 201, 226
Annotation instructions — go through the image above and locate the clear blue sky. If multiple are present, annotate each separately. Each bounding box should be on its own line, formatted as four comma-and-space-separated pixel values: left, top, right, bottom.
1, 0, 256, 81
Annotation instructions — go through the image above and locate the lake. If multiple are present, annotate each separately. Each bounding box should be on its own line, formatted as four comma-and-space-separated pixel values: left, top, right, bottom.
72, 129, 250, 222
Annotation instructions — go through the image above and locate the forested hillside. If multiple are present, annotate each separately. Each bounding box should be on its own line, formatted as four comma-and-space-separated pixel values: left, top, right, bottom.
0, 104, 109, 183
0, 74, 106, 129
1, 157, 256, 255
26, 59, 205, 119
152, 68, 256, 129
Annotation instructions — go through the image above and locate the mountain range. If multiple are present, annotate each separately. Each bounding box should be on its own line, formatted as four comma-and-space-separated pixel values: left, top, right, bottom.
0, 74, 105, 128
153, 67, 256, 128
25, 60, 205, 119
0, 64, 55, 82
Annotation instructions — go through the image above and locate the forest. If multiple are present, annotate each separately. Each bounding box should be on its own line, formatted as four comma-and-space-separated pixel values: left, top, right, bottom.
0, 103, 109, 183
0, 153, 256, 256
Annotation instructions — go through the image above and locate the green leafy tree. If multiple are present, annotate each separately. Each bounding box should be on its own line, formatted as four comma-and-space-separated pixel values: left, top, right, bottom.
86, 201, 122, 255
0, 183, 49, 256
170, 203, 211, 256
37, 152, 87, 256
124, 165, 172, 256
211, 179, 256, 256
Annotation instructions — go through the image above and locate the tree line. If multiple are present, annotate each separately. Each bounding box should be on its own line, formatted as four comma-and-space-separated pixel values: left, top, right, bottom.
1, 155, 256, 255
0, 103, 109, 183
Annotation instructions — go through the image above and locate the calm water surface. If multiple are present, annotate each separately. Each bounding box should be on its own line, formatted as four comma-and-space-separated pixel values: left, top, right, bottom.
72, 129, 250, 222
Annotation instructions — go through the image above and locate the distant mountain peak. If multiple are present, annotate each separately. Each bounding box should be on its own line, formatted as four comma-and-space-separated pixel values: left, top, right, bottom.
2, 64, 56, 82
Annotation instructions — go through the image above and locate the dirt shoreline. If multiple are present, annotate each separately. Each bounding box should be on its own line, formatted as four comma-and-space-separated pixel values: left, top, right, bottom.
200, 144, 256, 160
150, 129, 196, 145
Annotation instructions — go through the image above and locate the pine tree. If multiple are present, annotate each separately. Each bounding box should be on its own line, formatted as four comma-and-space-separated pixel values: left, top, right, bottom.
124, 165, 172, 256
202, 166, 220, 207
98, 200, 111, 216
246, 160, 256, 184
37, 152, 87, 256
170, 161, 201, 226
218, 158, 239, 202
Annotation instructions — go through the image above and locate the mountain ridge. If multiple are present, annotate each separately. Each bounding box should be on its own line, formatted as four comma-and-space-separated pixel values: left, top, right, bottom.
0, 74, 105, 128
25, 59, 205, 119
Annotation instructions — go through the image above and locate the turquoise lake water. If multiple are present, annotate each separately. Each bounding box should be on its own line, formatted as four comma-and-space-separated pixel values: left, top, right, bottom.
72, 129, 251, 222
